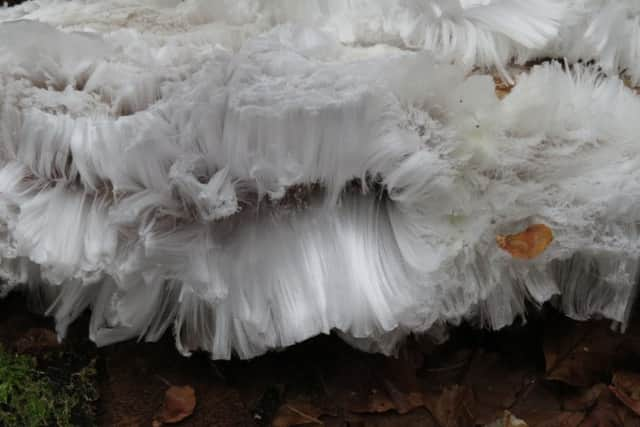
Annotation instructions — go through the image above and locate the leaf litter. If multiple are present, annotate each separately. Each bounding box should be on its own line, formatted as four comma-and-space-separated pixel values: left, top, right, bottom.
4, 287, 640, 426
153, 385, 197, 425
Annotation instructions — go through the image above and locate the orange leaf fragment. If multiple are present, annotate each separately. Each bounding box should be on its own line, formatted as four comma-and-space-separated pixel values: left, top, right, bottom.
496, 224, 553, 260
155, 385, 196, 425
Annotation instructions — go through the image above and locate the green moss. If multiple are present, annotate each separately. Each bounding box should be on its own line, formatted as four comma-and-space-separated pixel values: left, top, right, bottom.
0, 346, 98, 427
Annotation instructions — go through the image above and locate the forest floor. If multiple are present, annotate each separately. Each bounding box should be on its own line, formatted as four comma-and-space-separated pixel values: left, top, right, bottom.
3, 2, 640, 423
2, 293, 640, 426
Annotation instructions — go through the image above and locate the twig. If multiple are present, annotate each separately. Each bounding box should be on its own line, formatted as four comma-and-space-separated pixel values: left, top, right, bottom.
155, 374, 172, 387
423, 359, 470, 373
285, 405, 324, 425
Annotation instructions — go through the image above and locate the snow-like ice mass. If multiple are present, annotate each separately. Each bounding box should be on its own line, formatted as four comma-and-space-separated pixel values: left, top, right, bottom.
1, 0, 640, 358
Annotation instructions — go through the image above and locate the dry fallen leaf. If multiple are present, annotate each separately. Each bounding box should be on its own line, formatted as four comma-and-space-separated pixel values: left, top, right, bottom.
347, 388, 397, 414
382, 384, 425, 415
534, 412, 585, 427
612, 371, 640, 400
509, 382, 567, 426
543, 320, 621, 387
562, 384, 607, 411
579, 401, 623, 427
343, 384, 426, 416
343, 408, 439, 427
339, 355, 426, 416
496, 224, 553, 260
587, 386, 640, 427
465, 351, 530, 412
272, 401, 324, 427
423, 385, 475, 427
610, 371, 640, 416
154, 385, 196, 425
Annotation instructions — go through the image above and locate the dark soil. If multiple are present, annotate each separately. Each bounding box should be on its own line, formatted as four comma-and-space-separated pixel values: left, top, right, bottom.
2, 292, 640, 426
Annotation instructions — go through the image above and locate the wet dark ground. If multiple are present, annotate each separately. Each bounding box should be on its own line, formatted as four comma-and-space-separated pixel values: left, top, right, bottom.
2, 292, 640, 426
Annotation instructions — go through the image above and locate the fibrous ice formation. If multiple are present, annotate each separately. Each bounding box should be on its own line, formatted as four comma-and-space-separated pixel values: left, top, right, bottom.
1, 0, 640, 359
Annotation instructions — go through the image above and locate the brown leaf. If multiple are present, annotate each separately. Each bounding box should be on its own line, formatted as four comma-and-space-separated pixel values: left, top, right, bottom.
463, 350, 533, 425
578, 401, 622, 427
343, 408, 439, 427
543, 321, 621, 387
155, 385, 196, 425
347, 388, 398, 414
376, 353, 426, 415
496, 224, 553, 260
421, 348, 473, 391
466, 351, 531, 411
509, 382, 565, 426
535, 412, 585, 427
272, 401, 324, 427
381, 381, 425, 415
609, 385, 640, 418
341, 356, 426, 416
562, 384, 606, 411
14, 328, 60, 354
577, 385, 640, 427
609, 372, 640, 417
423, 385, 475, 427
612, 371, 640, 399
